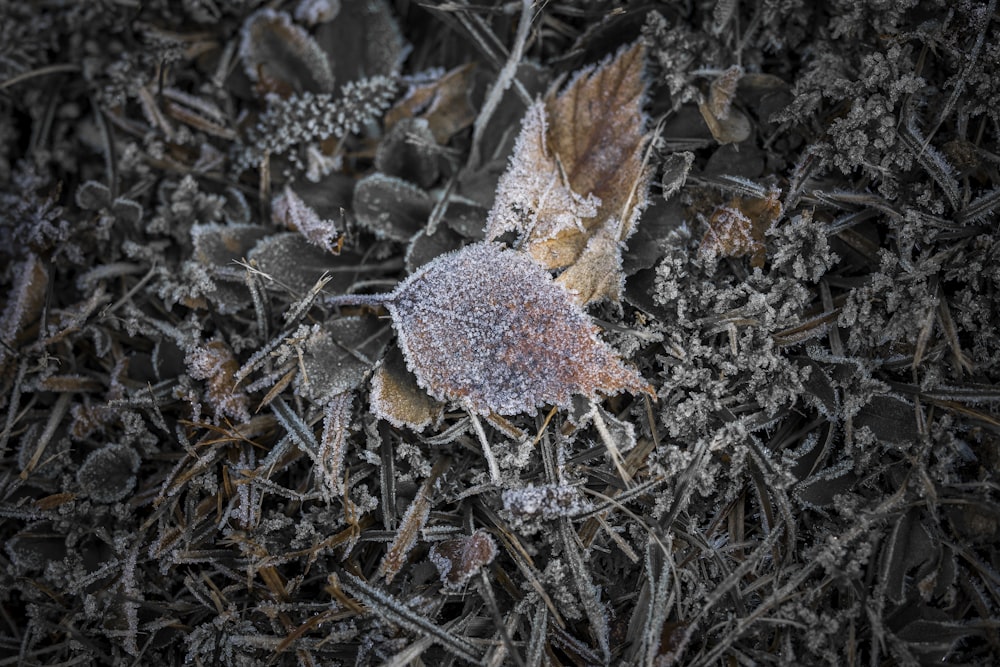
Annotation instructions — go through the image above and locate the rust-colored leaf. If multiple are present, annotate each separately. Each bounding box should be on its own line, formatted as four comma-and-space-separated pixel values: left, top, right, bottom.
329, 242, 652, 416
700, 186, 782, 268
486, 41, 652, 305
429, 530, 497, 589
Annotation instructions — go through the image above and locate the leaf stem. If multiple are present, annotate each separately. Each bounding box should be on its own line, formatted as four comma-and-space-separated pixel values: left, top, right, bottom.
325, 293, 391, 309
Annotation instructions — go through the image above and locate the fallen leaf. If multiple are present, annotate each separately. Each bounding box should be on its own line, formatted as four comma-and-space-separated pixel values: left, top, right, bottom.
485, 41, 652, 304
699, 186, 781, 268
429, 530, 497, 589
239, 9, 334, 97
384, 63, 477, 144
329, 242, 652, 416
370, 346, 444, 431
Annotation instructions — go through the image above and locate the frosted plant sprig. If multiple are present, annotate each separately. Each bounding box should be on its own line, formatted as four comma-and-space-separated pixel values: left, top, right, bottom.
232, 75, 397, 173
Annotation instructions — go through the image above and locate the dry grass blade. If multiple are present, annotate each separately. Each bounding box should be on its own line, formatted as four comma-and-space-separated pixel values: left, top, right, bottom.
377, 456, 450, 583
340, 572, 482, 663
558, 518, 610, 662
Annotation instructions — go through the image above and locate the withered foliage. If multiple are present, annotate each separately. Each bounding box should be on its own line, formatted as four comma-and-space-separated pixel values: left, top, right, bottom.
1, 1, 1000, 666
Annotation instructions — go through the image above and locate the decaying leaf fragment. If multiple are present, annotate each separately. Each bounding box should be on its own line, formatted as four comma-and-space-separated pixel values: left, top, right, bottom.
700, 185, 782, 268
486, 41, 652, 305
327, 242, 651, 416
429, 530, 497, 590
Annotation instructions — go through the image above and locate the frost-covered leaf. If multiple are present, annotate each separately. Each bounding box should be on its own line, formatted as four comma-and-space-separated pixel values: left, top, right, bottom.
485, 41, 652, 304
248, 232, 365, 295
370, 346, 443, 431
185, 340, 251, 424
272, 185, 342, 254
375, 117, 440, 189
239, 9, 335, 96
191, 224, 269, 267
554, 221, 624, 306
502, 484, 592, 521
856, 394, 919, 446
190, 224, 269, 313
330, 242, 651, 415
404, 225, 464, 273
353, 173, 433, 242
698, 66, 752, 145
0, 255, 47, 364
76, 444, 141, 503
661, 151, 694, 201
74, 180, 112, 211
429, 530, 497, 590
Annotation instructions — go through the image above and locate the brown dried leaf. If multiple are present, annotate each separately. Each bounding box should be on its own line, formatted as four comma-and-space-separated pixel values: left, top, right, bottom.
429, 530, 497, 589
699, 65, 752, 145
385, 63, 477, 144
486, 41, 651, 304
699, 186, 782, 268
554, 221, 624, 306
370, 346, 444, 432
334, 243, 651, 416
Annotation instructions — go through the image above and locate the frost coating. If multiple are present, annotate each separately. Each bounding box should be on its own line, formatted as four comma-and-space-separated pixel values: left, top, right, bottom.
378, 242, 652, 415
